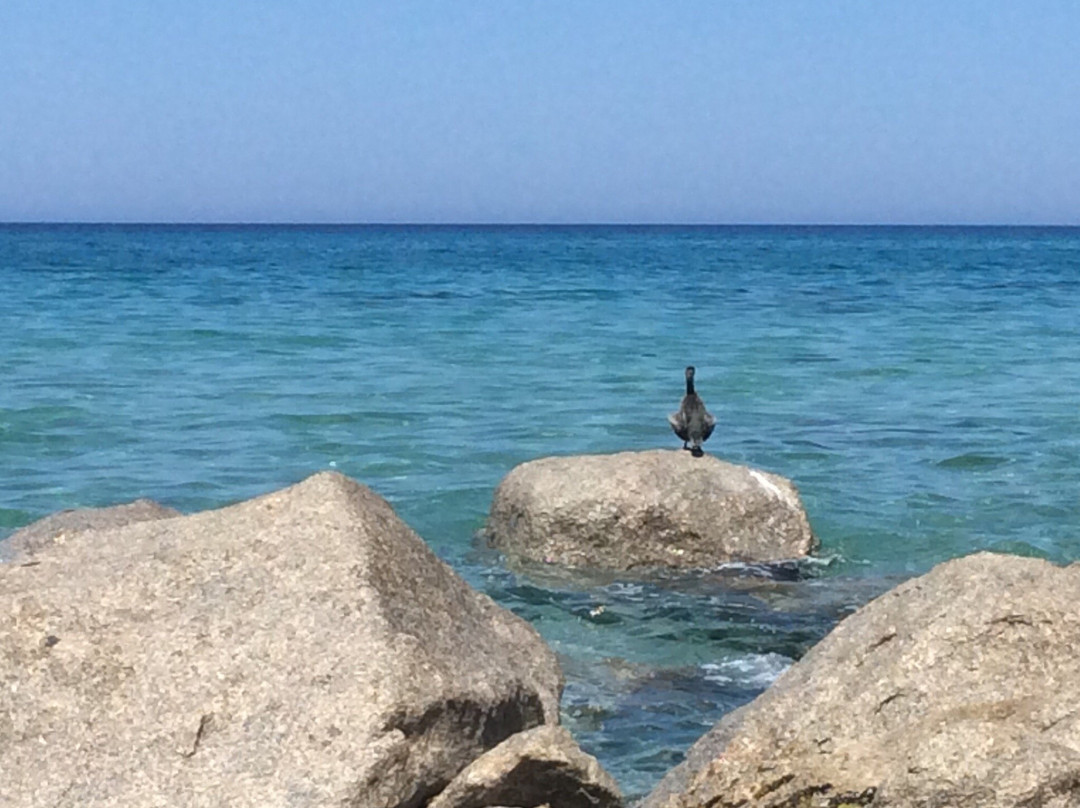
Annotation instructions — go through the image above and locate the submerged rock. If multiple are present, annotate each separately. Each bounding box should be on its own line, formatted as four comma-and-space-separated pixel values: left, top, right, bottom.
486, 450, 816, 572
1, 498, 180, 561
428, 724, 622, 808
642, 552, 1080, 808
0, 472, 563, 808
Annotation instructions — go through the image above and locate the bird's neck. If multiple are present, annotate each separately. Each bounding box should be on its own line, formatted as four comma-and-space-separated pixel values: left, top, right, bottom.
686, 378, 695, 395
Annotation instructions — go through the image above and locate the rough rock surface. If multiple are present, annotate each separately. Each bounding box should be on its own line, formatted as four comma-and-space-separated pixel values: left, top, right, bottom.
1, 498, 180, 561
642, 552, 1080, 808
0, 472, 562, 808
486, 450, 815, 571
428, 724, 622, 808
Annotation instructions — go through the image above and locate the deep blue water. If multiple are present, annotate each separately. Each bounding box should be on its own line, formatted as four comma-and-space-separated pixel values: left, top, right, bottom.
2, 224, 1079, 798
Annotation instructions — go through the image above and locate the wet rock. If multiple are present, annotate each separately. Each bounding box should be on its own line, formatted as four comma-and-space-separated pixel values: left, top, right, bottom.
1, 498, 180, 561
642, 552, 1080, 808
0, 472, 561, 808
428, 725, 622, 808
486, 450, 816, 572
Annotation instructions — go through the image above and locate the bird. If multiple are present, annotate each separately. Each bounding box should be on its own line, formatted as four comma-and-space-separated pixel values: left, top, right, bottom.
668, 365, 716, 457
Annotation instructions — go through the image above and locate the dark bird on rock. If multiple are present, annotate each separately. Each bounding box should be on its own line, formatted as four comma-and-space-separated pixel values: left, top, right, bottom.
668, 365, 716, 457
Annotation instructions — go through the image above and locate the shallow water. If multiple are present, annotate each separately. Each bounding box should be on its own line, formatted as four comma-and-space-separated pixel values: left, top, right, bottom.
2, 224, 1079, 798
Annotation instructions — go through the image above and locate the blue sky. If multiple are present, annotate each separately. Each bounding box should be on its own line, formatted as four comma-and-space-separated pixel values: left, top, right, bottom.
2, 1, 1078, 223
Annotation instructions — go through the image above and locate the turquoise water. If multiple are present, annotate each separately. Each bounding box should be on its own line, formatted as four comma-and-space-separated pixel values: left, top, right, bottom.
3, 224, 1079, 797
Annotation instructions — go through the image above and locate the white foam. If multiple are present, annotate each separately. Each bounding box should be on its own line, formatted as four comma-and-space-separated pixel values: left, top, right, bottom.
606, 581, 646, 597
701, 652, 792, 688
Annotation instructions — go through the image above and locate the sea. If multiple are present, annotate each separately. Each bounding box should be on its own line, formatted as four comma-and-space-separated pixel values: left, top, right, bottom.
2, 224, 1078, 799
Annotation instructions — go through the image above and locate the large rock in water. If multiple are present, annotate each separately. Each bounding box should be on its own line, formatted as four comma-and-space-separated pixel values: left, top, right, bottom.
643, 552, 1080, 808
1, 498, 180, 561
0, 472, 567, 808
486, 450, 816, 571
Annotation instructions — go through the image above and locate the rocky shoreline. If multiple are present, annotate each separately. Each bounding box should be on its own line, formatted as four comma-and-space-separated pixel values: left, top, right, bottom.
3, 455, 1077, 807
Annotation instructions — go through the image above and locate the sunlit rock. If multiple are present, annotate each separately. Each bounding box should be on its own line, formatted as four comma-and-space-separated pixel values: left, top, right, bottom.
486, 450, 816, 572
643, 552, 1080, 808
0, 472, 562, 808
2, 498, 180, 561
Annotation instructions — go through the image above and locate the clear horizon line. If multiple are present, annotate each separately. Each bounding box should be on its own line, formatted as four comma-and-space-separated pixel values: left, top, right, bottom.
2, 220, 1079, 228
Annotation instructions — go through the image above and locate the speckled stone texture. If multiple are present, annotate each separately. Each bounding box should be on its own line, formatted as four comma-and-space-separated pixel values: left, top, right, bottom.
486, 450, 816, 572
428, 724, 623, 808
1, 498, 181, 561
642, 552, 1080, 808
0, 472, 562, 808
